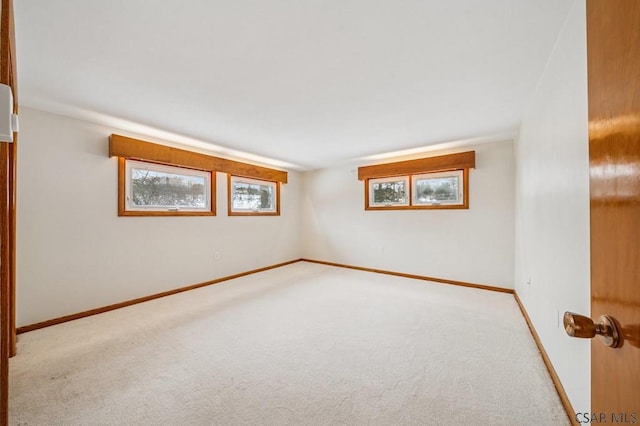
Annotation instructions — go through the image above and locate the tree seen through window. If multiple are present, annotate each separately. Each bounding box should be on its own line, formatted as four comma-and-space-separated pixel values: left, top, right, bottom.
131, 169, 207, 208
415, 177, 458, 203
232, 182, 274, 210
372, 181, 406, 204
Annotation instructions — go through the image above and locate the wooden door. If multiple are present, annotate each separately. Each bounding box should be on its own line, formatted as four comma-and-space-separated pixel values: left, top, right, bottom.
0, 0, 16, 423
587, 0, 640, 416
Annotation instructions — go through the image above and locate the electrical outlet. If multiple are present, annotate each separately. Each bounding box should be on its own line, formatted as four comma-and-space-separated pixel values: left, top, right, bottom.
526, 277, 532, 287
214, 251, 222, 261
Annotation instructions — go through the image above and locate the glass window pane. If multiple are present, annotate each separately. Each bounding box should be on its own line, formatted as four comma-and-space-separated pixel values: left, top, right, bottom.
415, 177, 458, 202
411, 170, 463, 206
368, 177, 410, 207
372, 181, 406, 203
125, 160, 211, 212
131, 169, 207, 208
232, 182, 274, 210
230, 176, 278, 214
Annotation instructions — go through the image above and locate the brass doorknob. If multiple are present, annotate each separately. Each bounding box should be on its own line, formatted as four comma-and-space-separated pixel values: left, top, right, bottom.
563, 312, 622, 348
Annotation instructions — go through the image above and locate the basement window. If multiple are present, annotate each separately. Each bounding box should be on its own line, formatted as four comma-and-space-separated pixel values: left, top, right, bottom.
228, 175, 280, 216
119, 159, 215, 216
365, 169, 467, 210
359, 151, 474, 210
367, 176, 410, 208
411, 170, 464, 206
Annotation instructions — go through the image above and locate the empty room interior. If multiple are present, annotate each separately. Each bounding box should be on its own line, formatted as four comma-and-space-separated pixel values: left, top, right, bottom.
1, 0, 638, 425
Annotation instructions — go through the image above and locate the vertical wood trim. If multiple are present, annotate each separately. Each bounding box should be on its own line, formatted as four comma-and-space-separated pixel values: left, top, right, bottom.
8, 138, 13, 359
0, 0, 16, 422
463, 167, 469, 208
0, 145, 8, 426
364, 177, 370, 209
117, 157, 126, 216
211, 171, 217, 216
275, 180, 281, 216
226, 173, 231, 217
6, 0, 14, 360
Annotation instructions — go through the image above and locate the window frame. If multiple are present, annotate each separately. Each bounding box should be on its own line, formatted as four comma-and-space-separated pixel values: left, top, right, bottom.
365, 168, 469, 210
411, 169, 465, 207
367, 176, 410, 208
227, 174, 281, 216
118, 158, 216, 217
360, 151, 474, 211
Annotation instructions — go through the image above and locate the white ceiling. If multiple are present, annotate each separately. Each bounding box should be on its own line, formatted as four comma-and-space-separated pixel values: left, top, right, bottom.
14, 0, 573, 170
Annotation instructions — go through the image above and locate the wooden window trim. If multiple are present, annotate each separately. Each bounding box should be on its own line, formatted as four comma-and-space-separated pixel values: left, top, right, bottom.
109, 134, 288, 184
358, 150, 475, 180
118, 158, 216, 217
365, 176, 410, 208
411, 169, 466, 207
360, 151, 474, 211
227, 174, 281, 216
364, 168, 469, 210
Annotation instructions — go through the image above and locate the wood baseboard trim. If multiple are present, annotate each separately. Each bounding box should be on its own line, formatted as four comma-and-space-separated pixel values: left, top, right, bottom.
18, 258, 510, 335
513, 293, 576, 425
300, 259, 514, 294
17, 259, 303, 334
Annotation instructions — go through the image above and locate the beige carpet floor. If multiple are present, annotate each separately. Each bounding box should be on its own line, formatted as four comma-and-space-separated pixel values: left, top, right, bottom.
10, 262, 568, 425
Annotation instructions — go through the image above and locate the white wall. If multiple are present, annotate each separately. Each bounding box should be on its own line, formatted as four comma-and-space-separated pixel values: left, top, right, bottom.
301, 140, 515, 289
515, 0, 590, 412
16, 107, 302, 326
